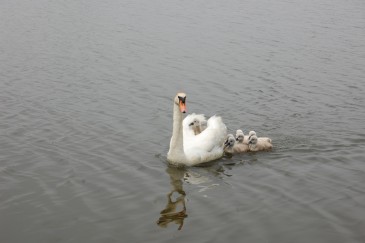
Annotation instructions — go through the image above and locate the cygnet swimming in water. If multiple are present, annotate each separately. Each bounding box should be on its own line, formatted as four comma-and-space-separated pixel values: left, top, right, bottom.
235, 130, 249, 144
248, 131, 273, 151
248, 131, 272, 143
232, 130, 249, 153
223, 134, 236, 155
224, 132, 249, 154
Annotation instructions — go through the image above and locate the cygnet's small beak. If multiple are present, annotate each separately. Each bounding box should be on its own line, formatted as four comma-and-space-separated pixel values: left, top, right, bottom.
223, 140, 229, 149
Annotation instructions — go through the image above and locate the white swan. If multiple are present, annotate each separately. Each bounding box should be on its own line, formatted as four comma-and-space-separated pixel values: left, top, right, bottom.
247, 131, 273, 151
167, 92, 227, 166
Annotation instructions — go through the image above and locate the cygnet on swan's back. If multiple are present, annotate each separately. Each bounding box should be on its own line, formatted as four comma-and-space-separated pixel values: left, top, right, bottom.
183, 113, 207, 136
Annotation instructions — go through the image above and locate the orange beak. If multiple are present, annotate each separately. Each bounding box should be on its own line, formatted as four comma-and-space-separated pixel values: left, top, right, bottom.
179, 100, 186, 113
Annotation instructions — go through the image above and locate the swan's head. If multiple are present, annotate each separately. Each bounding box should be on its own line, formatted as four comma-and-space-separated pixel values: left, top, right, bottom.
248, 134, 258, 145
174, 92, 187, 113
235, 129, 244, 142
224, 134, 236, 149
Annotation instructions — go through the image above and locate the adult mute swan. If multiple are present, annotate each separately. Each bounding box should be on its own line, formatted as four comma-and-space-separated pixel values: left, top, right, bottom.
167, 93, 227, 166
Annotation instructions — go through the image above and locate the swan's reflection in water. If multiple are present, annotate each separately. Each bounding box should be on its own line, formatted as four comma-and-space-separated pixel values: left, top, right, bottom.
157, 166, 188, 230
156, 161, 234, 230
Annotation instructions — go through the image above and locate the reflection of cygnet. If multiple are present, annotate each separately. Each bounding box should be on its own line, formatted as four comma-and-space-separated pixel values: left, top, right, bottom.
248, 133, 273, 151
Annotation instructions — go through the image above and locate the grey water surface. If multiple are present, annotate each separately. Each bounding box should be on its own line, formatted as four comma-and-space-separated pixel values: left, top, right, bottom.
1, 0, 365, 242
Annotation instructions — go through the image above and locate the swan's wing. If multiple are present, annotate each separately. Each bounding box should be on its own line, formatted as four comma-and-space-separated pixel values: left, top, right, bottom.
184, 145, 224, 166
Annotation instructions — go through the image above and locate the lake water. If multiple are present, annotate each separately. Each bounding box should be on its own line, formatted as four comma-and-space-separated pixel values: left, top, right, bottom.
1, 0, 365, 242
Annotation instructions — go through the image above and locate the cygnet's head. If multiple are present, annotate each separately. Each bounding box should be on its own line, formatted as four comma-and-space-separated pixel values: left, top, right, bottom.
188, 119, 199, 128
235, 130, 244, 142
248, 134, 258, 145
224, 134, 236, 149
200, 120, 207, 130
248, 130, 256, 139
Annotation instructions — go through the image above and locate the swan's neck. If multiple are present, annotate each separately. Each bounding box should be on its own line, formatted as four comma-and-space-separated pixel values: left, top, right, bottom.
167, 102, 186, 164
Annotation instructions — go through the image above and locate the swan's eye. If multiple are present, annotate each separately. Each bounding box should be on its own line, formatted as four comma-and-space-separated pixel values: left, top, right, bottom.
178, 96, 186, 103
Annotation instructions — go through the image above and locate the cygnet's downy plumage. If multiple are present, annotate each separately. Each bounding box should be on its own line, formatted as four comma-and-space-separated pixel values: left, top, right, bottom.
233, 129, 249, 153
235, 130, 249, 144
223, 132, 249, 154
248, 131, 272, 143
223, 134, 236, 155
248, 131, 273, 151
182, 113, 207, 148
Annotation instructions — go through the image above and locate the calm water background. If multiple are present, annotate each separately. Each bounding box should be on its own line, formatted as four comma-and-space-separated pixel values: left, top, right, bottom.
1, 0, 365, 242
